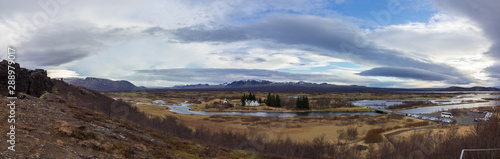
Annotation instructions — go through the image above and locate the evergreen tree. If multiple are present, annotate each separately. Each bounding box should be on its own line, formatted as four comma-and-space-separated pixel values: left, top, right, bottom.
266, 93, 272, 106
271, 95, 276, 107
296, 96, 309, 109
296, 96, 300, 109
276, 95, 281, 107
304, 96, 309, 109
241, 94, 247, 106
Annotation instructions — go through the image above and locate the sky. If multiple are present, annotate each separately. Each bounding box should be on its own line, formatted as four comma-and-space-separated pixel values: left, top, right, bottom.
0, 0, 498, 88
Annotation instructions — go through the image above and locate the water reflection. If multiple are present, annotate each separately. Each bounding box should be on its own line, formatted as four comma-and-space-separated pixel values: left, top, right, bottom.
165, 102, 379, 117
351, 93, 500, 114
138, 92, 500, 117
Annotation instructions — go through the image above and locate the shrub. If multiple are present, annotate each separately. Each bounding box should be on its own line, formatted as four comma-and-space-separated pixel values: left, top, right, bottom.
365, 128, 384, 143
387, 113, 404, 120
346, 127, 359, 141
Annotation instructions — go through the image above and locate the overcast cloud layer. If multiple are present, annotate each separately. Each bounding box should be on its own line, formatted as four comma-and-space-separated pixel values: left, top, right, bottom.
0, 0, 498, 88
430, 0, 500, 80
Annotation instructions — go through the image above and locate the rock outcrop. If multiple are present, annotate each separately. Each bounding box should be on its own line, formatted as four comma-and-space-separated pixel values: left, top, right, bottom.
0, 60, 54, 97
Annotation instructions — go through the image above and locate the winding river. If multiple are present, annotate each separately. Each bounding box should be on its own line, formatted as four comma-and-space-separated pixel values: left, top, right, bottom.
352, 92, 500, 114
164, 102, 379, 117
136, 92, 500, 117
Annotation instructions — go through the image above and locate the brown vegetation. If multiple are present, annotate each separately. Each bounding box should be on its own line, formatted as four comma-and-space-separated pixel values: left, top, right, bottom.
370, 116, 500, 159
386, 101, 435, 109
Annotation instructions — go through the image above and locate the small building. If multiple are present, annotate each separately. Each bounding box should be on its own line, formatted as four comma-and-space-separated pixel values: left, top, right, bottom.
222, 98, 230, 104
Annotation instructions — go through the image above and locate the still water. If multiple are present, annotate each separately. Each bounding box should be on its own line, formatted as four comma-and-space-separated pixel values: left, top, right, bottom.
164, 102, 379, 117
137, 92, 499, 117
352, 93, 500, 114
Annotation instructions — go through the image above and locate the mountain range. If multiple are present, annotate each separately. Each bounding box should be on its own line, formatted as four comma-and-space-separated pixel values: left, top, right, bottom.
64, 77, 144, 91
64, 77, 500, 92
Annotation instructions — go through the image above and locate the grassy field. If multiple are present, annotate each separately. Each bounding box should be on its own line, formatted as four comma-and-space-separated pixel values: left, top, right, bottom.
147, 105, 427, 143
109, 94, 434, 143
106, 90, 459, 103
105, 90, 457, 144
106, 90, 460, 113
188, 103, 373, 113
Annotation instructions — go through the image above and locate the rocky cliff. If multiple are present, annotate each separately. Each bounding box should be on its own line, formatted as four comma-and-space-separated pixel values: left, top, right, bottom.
0, 60, 53, 97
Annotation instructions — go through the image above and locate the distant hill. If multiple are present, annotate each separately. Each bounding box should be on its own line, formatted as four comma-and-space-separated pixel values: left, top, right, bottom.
173, 83, 214, 88
170, 79, 407, 92
435, 86, 500, 91
61, 76, 500, 92
169, 80, 500, 92
227, 80, 272, 87
64, 77, 141, 91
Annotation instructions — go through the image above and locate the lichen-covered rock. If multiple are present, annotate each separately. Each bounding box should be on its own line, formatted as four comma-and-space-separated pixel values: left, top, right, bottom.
0, 60, 53, 97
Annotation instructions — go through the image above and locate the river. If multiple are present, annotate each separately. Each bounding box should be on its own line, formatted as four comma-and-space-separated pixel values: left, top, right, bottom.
164, 102, 379, 117
352, 93, 500, 114
136, 92, 499, 117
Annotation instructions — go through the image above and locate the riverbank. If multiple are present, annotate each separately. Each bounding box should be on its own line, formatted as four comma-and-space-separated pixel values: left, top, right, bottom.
188, 104, 373, 113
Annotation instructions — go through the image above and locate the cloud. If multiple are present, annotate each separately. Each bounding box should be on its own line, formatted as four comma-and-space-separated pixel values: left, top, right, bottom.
164, 14, 474, 84
129, 68, 379, 86
485, 64, 500, 79
0, 0, 493, 88
47, 69, 80, 78
369, 14, 490, 61
357, 67, 472, 84
9, 21, 142, 67
430, 0, 500, 79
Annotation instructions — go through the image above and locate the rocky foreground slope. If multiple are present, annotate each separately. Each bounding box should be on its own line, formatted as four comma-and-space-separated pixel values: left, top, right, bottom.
0, 61, 234, 158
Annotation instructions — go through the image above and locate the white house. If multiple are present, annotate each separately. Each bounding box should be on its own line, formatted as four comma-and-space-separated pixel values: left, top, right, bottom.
244, 99, 260, 106
222, 98, 230, 104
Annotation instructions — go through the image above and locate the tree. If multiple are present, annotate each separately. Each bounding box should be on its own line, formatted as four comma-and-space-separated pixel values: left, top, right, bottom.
296, 97, 300, 109
266, 93, 272, 106
248, 93, 255, 100
296, 96, 310, 109
241, 94, 247, 106
275, 95, 281, 107
271, 94, 276, 106
264, 93, 282, 107
305, 96, 309, 109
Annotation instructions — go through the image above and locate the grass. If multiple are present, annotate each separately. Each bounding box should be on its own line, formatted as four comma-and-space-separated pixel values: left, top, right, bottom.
314, 107, 372, 112
132, 104, 170, 118
190, 104, 373, 113
105, 91, 461, 104
112, 99, 411, 142
105, 90, 454, 143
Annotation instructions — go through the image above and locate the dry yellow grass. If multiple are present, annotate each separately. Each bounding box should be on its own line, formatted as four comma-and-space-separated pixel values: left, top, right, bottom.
108, 93, 453, 143
189, 98, 372, 113
129, 102, 411, 142
132, 103, 170, 118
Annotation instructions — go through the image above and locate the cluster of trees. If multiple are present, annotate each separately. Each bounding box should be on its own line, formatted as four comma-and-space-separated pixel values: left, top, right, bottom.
296, 96, 310, 109
264, 93, 281, 107
240, 92, 259, 106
